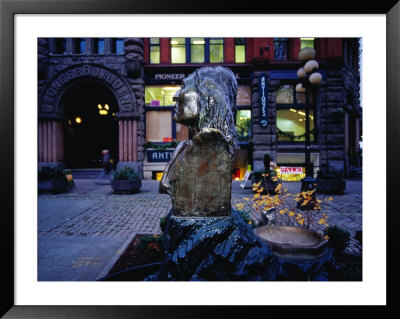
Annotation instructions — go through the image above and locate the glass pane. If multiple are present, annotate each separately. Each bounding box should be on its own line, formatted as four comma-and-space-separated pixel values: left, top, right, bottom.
80, 39, 86, 53
236, 110, 251, 141
301, 38, 314, 49
276, 85, 293, 104
176, 123, 189, 141
145, 85, 181, 106
171, 38, 186, 63
146, 111, 172, 142
191, 38, 205, 63
235, 45, 245, 63
277, 109, 314, 141
116, 39, 124, 54
274, 38, 288, 60
296, 92, 313, 104
237, 85, 251, 105
150, 37, 160, 44
55, 38, 66, 54
210, 38, 224, 63
97, 39, 104, 54
150, 46, 160, 64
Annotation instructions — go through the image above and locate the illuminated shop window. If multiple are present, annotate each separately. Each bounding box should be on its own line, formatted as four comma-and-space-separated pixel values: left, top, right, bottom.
171, 38, 186, 64
301, 38, 314, 49
237, 85, 251, 106
235, 38, 246, 63
209, 38, 224, 63
191, 38, 205, 63
274, 38, 289, 60
236, 110, 251, 142
145, 85, 181, 106
277, 166, 306, 181
149, 38, 160, 64
276, 109, 314, 142
146, 110, 172, 142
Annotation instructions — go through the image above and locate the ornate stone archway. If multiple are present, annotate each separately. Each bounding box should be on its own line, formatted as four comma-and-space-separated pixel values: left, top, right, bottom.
38, 63, 140, 169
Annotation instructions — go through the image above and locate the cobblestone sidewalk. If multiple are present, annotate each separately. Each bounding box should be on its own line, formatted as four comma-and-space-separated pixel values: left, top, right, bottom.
39, 191, 362, 256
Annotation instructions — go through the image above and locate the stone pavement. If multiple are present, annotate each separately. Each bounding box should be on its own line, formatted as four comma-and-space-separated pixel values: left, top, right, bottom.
38, 178, 362, 281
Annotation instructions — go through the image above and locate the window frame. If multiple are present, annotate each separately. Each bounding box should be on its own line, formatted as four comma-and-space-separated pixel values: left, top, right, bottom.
169, 38, 225, 64
276, 81, 317, 144
235, 106, 252, 145
273, 38, 289, 61
149, 38, 161, 64
234, 38, 246, 63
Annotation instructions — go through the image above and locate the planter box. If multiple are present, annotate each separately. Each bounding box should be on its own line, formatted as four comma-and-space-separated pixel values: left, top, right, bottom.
38, 179, 69, 194
111, 179, 141, 194
316, 179, 346, 195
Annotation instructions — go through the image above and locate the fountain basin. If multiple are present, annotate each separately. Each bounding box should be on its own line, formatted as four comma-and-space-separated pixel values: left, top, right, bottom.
254, 225, 329, 260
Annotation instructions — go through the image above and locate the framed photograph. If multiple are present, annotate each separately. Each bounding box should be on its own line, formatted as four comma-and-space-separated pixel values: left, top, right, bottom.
1, 0, 399, 317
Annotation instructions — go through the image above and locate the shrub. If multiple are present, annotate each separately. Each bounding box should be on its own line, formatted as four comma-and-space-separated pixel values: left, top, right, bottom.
112, 168, 139, 180
138, 235, 163, 259
38, 167, 66, 181
324, 225, 350, 253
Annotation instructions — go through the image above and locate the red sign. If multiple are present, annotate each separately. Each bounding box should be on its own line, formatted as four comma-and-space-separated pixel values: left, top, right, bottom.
163, 137, 173, 142
280, 167, 303, 174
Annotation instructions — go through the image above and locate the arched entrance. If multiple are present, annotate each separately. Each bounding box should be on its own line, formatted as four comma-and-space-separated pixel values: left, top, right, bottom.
60, 81, 119, 168
38, 63, 141, 172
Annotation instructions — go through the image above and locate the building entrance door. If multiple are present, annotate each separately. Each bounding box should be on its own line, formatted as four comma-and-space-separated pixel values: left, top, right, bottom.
61, 81, 119, 168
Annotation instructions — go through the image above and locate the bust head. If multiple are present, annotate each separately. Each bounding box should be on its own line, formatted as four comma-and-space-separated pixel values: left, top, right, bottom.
174, 66, 238, 147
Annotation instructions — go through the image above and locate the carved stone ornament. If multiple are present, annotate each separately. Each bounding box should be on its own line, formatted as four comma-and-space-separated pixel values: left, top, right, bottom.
159, 66, 238, 217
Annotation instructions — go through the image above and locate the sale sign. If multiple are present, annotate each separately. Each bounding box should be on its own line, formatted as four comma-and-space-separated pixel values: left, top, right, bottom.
280, 167, 303, 174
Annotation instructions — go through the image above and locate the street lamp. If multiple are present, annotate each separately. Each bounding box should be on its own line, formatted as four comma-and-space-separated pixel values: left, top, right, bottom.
296, 47, 322, 191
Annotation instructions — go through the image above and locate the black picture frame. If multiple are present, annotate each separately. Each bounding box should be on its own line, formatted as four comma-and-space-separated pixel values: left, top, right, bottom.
1, 0, 399, 317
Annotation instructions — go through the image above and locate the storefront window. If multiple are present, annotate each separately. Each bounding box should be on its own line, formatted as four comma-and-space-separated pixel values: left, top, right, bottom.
209, 38, 224, 63
277, 109, 314, 142
146, 110, 172, 142
149, 38, 160, 64
235, 38, 246, 63
276, 85, 293, 104
236, 110, 251, 142
274, 38, 289, 60
191, 38, 205, 63
237, 85, 251, 106
301, 38, 314, 49
171, 38, 186, 64
277, 166, 306, 181
145, 85, 181, 106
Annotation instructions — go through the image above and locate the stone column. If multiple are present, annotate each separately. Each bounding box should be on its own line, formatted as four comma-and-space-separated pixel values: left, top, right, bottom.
117, 118, 141, 176
115, 38, 145, 177
38, 120, 64, 168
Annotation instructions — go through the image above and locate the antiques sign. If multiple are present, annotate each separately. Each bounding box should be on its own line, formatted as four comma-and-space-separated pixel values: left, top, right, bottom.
147, 150, 174, 162
259, 73, 268, 127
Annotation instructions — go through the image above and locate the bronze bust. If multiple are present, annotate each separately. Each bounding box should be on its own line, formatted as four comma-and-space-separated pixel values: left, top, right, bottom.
160, 66, 238, 217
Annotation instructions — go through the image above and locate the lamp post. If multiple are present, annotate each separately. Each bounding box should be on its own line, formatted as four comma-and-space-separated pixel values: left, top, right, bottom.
296, 47, 322, 191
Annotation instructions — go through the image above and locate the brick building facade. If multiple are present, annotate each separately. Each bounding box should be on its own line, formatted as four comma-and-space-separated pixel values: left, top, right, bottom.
37, 37, 361, 180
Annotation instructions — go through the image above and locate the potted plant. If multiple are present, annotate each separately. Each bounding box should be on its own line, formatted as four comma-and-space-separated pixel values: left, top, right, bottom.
316, 166, 346, 195
251, 154, 281, 195
111, 167, 141, 194
38, 166, 69, 194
